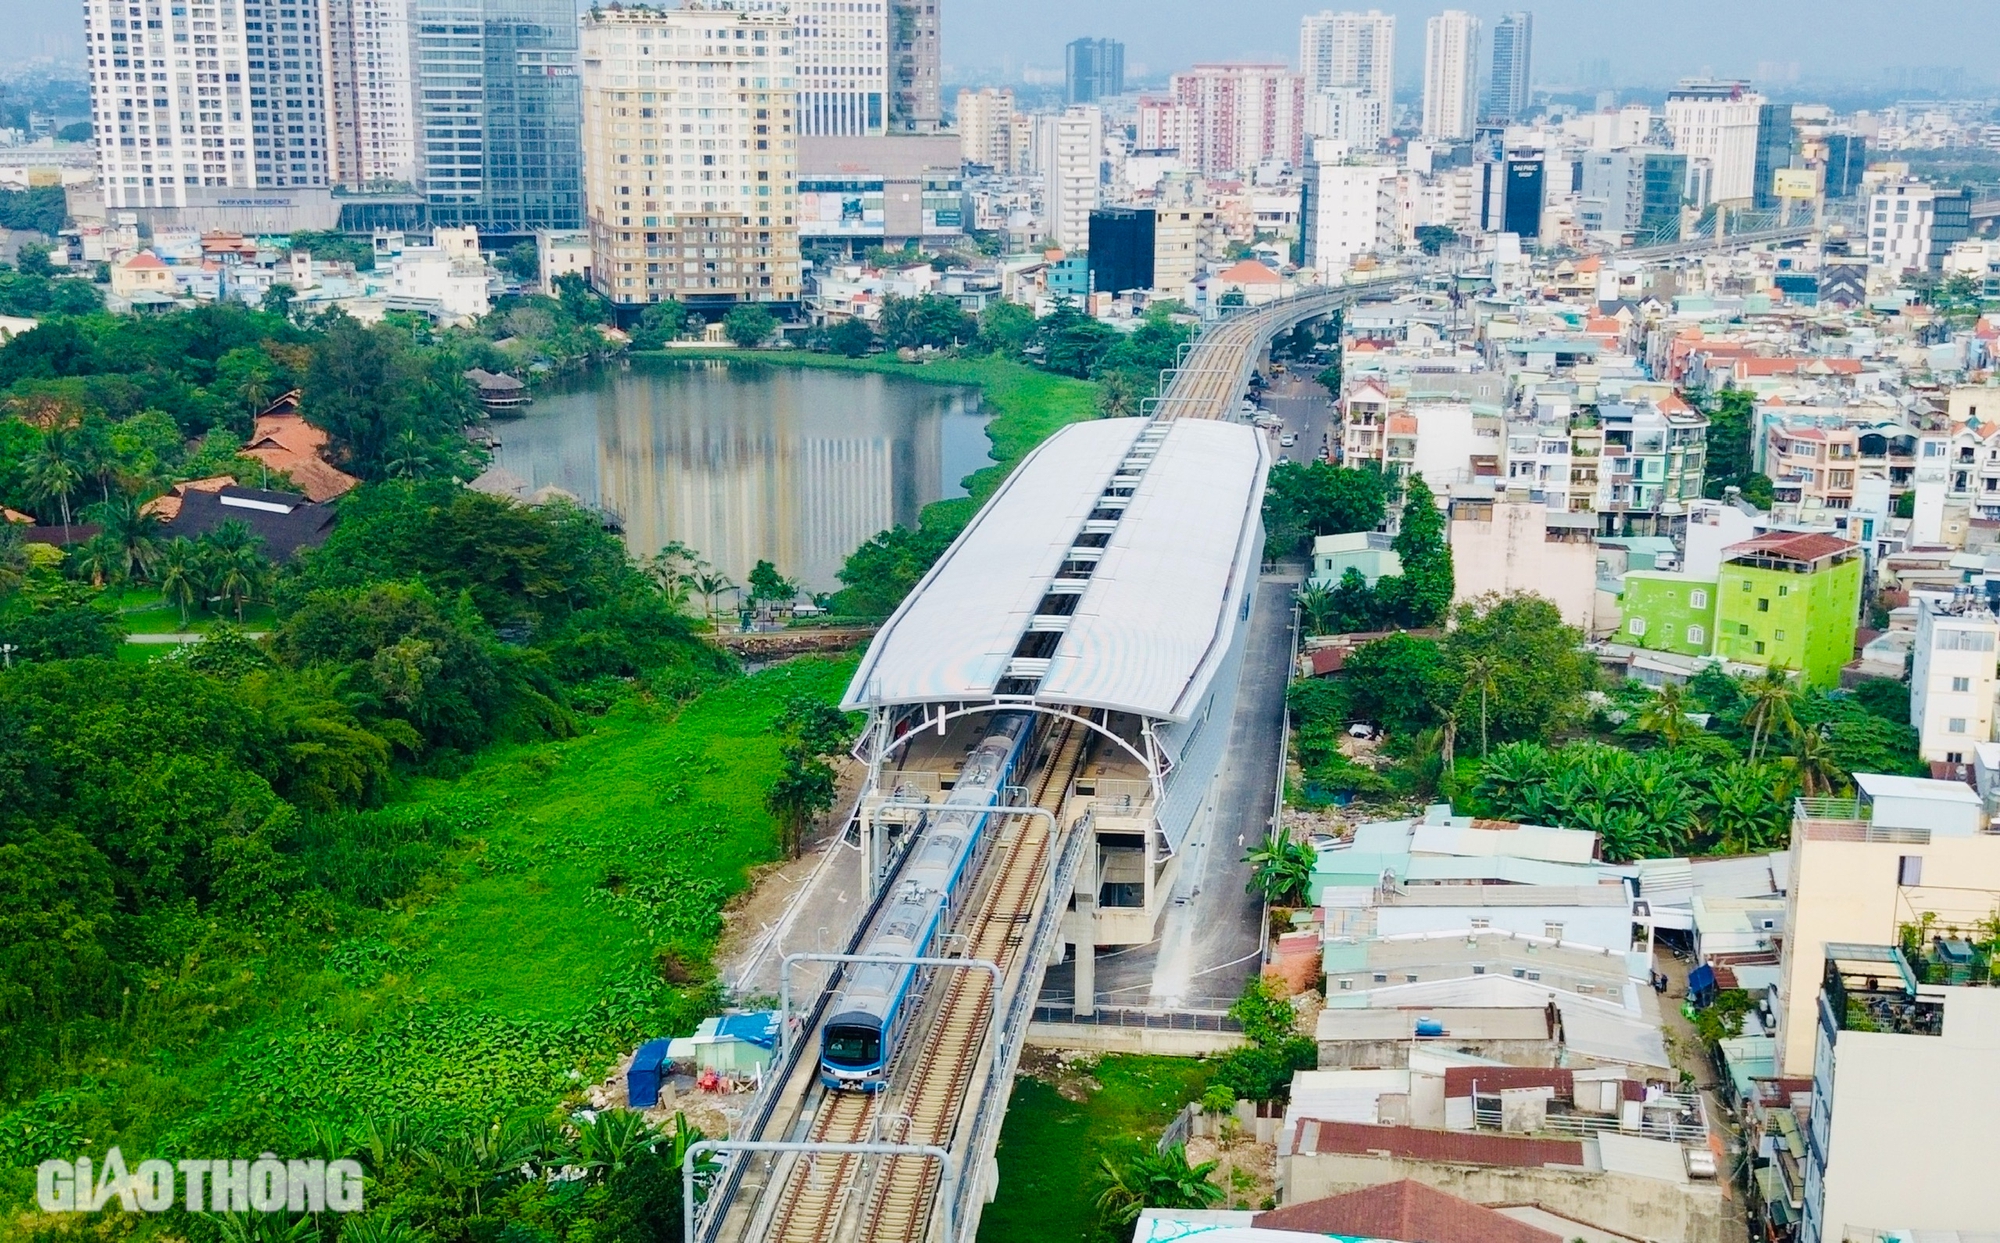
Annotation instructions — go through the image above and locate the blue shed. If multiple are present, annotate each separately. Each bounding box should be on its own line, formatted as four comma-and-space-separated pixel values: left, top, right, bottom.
627, 1038, 673, 1108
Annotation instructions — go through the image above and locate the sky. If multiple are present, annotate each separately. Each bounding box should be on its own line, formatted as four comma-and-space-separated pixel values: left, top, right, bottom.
3, 0, 1992, 90
943, 0, 1998, 90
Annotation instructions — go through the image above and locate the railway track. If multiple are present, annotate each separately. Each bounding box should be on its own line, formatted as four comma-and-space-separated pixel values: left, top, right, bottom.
760, 718, 1090, 1243
854, 718, 1090, 1243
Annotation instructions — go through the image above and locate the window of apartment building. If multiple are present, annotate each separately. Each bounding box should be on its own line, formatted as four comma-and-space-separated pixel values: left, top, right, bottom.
1741, 580, 1751, 591
1778, 585, 1789, 597
1627, 617, 1647, 637
1738, 623, 1750, 635
1953, 676, 1972, 692
1898, 855, 1924, 886
1526, 970, 1542, 982
1950, 717, 1967, 733
1689, 589, 1707, 609
1372, 972, 1388, 983
1688, 625, 1705, 645
1472, 964, 1486, 975
1775, 630, 1786, 642
1755, 641, 1766, 654
1406, 974, 1419, 984
1947, 751, 1965, 764
1544, 922, 1564, 941
1512, 968, 1527, 978
1757, 598, 1769, 612
1337, 978, 1352, 990
1470, 917, 1490, 930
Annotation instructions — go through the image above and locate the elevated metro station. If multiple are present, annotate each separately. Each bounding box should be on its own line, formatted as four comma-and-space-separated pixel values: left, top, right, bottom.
842, 414, 1270, 1011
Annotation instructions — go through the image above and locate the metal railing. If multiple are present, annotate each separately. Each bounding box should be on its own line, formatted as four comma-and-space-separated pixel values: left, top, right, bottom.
1028, 1005, 1243, 1032
1793, 797, 1931, 845
1471, 1092, 1707, 1144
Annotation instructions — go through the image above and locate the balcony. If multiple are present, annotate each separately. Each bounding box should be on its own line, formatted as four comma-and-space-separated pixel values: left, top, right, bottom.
1792, 797, 1929, 844
1820, 944, 1943, 1038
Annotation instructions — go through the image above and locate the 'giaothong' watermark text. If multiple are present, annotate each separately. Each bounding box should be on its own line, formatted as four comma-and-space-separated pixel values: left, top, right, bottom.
37, 1149, 365, 1213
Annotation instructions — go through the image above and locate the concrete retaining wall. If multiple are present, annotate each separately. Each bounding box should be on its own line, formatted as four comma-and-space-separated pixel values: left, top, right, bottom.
1022, 1022, 1249, 1057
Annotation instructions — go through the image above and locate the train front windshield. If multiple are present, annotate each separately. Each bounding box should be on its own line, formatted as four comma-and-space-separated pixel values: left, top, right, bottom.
824, 1024, 881, 1068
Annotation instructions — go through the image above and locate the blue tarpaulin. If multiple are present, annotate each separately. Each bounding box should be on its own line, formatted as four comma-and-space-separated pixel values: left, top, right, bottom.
627, 1038, 672, 1108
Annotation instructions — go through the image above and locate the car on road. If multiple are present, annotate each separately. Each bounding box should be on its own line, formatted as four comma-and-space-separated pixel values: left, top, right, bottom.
1279, 432, 1297, 447
1277, 454, 1292, 464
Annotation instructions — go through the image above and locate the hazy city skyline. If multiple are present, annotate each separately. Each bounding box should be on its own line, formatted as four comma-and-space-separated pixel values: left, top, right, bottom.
6, 0, 1994, 91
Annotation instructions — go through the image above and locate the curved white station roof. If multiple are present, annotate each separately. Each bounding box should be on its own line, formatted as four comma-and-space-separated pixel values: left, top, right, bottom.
843, 417, 1268, 722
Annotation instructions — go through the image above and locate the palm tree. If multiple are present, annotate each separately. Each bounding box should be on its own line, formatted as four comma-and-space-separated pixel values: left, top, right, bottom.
24, 425, 82, 535
1786, 724, 1847, 798
92, 495, 163, 583
689, 569, 736, 628
383, 429, 429, 480
1094, 1144, 1225, 1228
1296, 583, 1336, 635
1743, 666, 1801, 763
0, 523, 31, 596
1459, 653, 1499, 756
1097, 370, 1140, 419
155, 538, 201, 625
213, 543, 270, 622
69, 532, 121, 588
1637, 680, 1693, 748
1242, 835, 1314, 904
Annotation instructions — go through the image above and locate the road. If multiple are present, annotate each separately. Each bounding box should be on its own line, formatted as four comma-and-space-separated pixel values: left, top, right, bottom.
1258, 374, 1338, 465
1038, 568, 1297, 1013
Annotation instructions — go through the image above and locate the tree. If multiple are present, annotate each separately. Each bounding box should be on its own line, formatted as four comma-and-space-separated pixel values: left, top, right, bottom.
1786, 724, 1847, 798
831, 519, 959, 617
1460, 652, 1499, 756
1440, 593, 1594, 744
15, 243, 54, 278
262, 283, 297, 319
977, 300, 1037, 358
631, 298, 694, 349
1636, 680, 1694, 748
1097, 369, 1140, 419
1378, 473, 1452, 627
688, 569, 736, 628
1743, 665, 1800, 763
1031, 298, 1119, 377
877, 292, 975, 350
1341, 632, 1454, 736
1094, 1145, 1224, 1228
766, 748, 836, 858
746, 559, 799, 608
1700, 387, 1761, 501
501, 240, 541, 283
723, 305, 777, 349
24, 423, 81, 533
1243, 835, 1314, 904
155, 537, 202, 625
1262, 460, 1388, 558
826, 317, 876, 357
91, 495, 162, 583
1414, 224, 1459, 255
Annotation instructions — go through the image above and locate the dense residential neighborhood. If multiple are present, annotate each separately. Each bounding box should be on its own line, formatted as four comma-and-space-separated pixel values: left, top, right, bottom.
2, 2, 2000, 1243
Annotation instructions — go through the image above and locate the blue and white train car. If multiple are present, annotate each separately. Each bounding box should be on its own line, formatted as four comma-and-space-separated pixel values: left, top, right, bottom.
819, 712, 1033, 1090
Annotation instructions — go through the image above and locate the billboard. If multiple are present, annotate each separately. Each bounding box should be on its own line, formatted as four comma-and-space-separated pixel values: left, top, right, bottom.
798, 180, 885, 237
1773, 168, 1820, 200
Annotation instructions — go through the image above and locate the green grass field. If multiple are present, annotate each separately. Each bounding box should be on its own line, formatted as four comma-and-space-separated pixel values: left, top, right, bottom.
979, 1056, 1216, 1243
8, 656, 859, 1160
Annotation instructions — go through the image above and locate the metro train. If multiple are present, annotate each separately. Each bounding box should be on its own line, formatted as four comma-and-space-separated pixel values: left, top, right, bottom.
819, 711, 1035, 1091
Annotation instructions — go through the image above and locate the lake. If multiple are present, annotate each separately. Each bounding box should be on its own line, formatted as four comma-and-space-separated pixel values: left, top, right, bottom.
488, 359, 990, 592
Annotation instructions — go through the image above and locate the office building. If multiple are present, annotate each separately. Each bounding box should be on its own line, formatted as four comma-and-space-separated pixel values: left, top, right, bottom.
322, 0, 417, 188
1168, 63, 1305, 177
776, 0, 886, 137
1485, 11, 1532, 122
86, 0, 330, 207
888, 0, 939, 133
1086, 207, 1153, 294
956, 87, 1023, 172
796, 134, 961, 244
1065, 37, 1124, 105
1579, 148, 1686, 242
1040, 105, 1101, 250
1823, 131, 1867, 198
1306, 87, 1384, 149
1910, 594, 2000, 763
580, 7, 800, 311
1752, 102, 1793, 210
1302, 157, 1397, 279
1868, 179, 1972, 274
1297, 10, 1394, 104
416, 0, 581, 232
1421, 10, 1480, 142
1479, 155, 1544, 239
1664, 79, 1762, 205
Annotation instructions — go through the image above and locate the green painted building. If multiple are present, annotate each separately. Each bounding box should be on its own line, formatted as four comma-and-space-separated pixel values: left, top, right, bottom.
1714, 532, 1864, 688
1620, 571, 1720, 657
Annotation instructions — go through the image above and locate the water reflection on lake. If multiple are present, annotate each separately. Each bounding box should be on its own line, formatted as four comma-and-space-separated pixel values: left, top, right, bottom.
489, 360, 989, 591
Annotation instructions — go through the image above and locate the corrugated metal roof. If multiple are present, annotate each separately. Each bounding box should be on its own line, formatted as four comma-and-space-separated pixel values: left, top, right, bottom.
1292, 1119, 1586, 1169
843, 419, 1142, 710
1410, 823, 1600, 865
1594, 1132, 1690, 1183
842, 418, 1267, 721
1038, 420, 1267, 719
